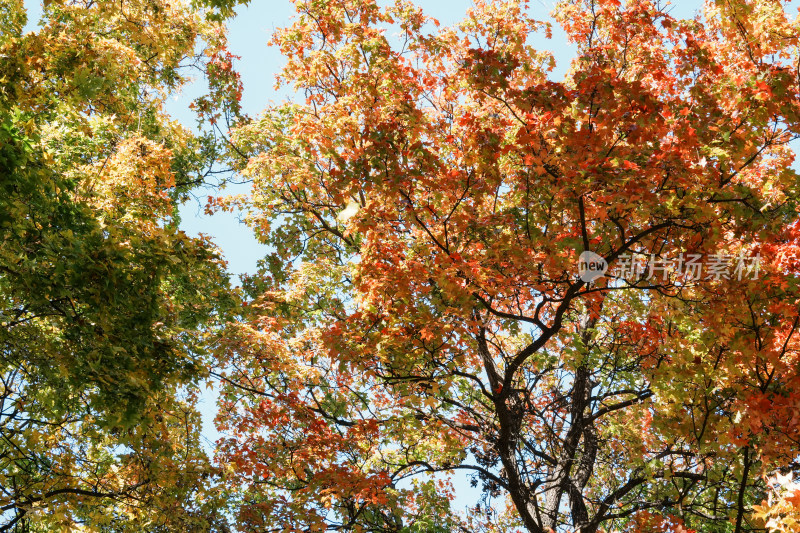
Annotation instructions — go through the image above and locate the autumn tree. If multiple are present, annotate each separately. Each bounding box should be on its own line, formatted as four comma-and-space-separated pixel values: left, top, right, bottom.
215, 0, 800, 531
0, 0, 245, 529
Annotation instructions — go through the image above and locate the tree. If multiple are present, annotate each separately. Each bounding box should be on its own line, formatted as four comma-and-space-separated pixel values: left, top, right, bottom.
216, 0, 800, 531
0, 0, 243, 529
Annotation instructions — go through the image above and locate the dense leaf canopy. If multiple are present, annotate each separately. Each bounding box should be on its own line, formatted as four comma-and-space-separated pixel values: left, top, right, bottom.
0, 0, 240, 529
215, 0, 800, 532
5, 0, 800, 532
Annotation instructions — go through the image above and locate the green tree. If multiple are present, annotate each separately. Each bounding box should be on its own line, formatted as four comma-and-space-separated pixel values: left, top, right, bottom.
0, 0, 242, 529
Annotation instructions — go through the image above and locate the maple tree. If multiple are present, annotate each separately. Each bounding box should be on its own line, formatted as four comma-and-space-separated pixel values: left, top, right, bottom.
0, 0, 244, 529
214, 0, 800, 532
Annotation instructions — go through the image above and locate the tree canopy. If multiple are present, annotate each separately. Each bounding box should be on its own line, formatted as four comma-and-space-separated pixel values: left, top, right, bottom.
216, 0, 800, 531
4, 0, 800, 532
0, 0, 240, 529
